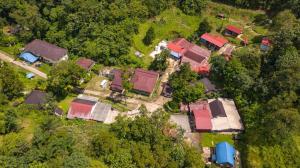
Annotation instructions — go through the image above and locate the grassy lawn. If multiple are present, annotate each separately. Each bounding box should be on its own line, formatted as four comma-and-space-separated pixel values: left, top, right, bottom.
200, 133, 234, 147
15, 66, 44, 92
85, 75, 110, 93
58, 94, 77, 113
131, 7, 201, 66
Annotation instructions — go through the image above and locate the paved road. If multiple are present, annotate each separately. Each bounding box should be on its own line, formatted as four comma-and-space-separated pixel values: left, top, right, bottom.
0, 51, 47, 79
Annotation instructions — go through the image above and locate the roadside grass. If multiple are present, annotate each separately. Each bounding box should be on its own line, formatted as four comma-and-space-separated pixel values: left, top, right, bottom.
0, 43, 23, 57
200, 133, 234, 147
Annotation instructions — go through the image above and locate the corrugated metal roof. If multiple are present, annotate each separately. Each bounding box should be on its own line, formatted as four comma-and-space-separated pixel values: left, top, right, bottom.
91, 102, 112, 122
215, 142, 235, 166
201, 33, 228, 48
226, 25, 243, 34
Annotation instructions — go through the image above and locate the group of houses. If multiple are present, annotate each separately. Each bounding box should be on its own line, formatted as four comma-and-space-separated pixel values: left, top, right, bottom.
110, 68, 159, 96
19, 39, 96, 71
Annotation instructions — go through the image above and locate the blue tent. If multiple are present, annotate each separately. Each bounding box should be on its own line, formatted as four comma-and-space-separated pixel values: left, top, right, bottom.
20, 52, 39, 63
212, 142, 235, 167
26, 72, 35, 79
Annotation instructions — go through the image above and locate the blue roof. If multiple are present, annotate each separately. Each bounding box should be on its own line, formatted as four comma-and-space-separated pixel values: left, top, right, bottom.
26, 73, 35, 79
20, 52, 39, 63
215, 142, 235, 167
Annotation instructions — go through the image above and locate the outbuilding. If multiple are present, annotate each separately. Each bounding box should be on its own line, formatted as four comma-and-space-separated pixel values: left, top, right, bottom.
110, 69, 124, 93
19, 52, 39, 64
200, 33, 228, 50
260, 37, 271, 51
212, 142, 236, 167
225, 25, 243, 37
76, 57, 95, 71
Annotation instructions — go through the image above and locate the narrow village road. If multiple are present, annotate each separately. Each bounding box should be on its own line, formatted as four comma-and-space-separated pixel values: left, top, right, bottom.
0, 51, 47, 79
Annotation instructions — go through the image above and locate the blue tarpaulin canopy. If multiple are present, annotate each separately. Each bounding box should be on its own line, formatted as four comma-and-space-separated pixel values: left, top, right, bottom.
213, 142, 235, 167
20, 52, 39, 63
26, 72, 35, 79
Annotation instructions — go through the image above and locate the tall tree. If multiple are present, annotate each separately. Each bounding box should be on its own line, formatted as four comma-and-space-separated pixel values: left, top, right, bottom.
149, 49, 169, 72
0, 62, 23, 100
143, 27, 155, 45
46, 61, 86, 98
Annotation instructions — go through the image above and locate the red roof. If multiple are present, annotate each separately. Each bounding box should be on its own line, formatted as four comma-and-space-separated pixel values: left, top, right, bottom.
67, 99, 96, 120
76, 58, 95, 71
226, 25, 243, 34
194, 107, 213, 131
131, 68, 159, 94
167, 38, 192, 54
110, 69, 123, 92
181, 100, 213, 131
201, 33, 228, 48
261, 38, 271, 46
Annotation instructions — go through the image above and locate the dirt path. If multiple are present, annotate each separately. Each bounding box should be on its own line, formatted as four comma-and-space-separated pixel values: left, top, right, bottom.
0, 51, 47, 79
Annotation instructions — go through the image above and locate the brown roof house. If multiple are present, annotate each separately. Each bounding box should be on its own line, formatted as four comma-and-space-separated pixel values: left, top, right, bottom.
24, 39, 68, 64
181, 44, 211, 74
24, 90, 47, 105
110, 69, 124, 93
131, 68, 159, 96
76, 58, 95, 71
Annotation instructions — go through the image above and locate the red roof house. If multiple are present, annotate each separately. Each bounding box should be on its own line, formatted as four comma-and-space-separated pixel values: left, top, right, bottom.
167, 38, 193, 59
131, 68, 159, 96
181, 44, 211, 74
200, 33, 228, 50
67, 99, 96, 120
225, 25, 243, 36
76, 58, 95, 71
110, 69, 124, 93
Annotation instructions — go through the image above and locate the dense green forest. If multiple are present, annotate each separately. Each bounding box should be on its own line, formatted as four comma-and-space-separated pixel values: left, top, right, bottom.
0, 0, 300, 167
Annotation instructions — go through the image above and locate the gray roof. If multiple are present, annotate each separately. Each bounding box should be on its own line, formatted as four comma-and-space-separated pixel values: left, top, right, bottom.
209, 99, 227, 117
24, 90, 47, 105
91, 102, 112, 122
200, 78, 216, 93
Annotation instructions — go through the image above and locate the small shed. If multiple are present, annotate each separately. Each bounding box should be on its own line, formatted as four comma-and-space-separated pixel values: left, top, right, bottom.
224, 25, 243, 37
212, 142, 235, 167
26, 72, 35, 79
100, 80, 108, 88
54, 107, 63, 116
20, 52, 39, 64
260, 37, 271, 51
